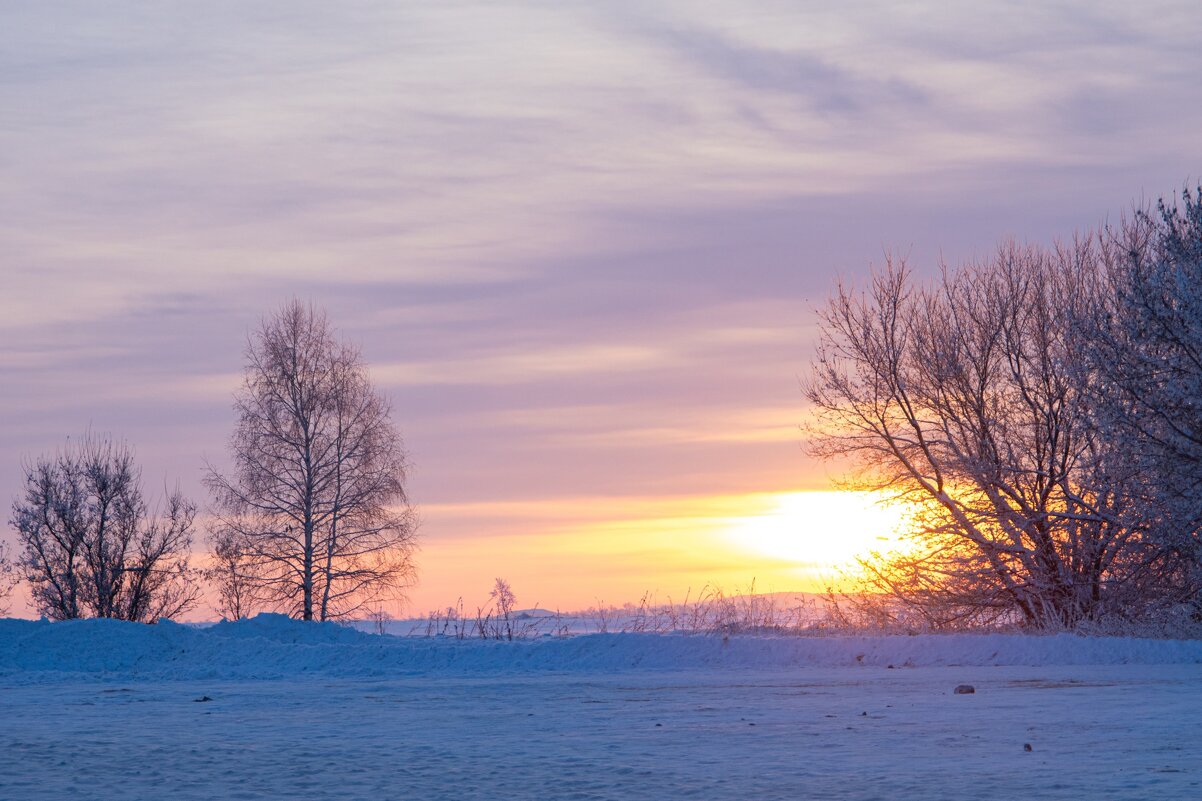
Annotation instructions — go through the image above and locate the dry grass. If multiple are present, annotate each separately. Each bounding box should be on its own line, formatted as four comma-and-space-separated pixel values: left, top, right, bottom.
403, 579, 1202, 639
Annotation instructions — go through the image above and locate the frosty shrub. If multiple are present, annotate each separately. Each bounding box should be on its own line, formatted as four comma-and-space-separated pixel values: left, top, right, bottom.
486, 577, 517, 640
417, 580, 565, 639
1082, 187, 1202, 621
474, 578, 542, 640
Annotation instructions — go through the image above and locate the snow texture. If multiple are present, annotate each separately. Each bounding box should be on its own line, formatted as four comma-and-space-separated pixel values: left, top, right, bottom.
1, 615, 1200, 800
2, 613, 1201, 682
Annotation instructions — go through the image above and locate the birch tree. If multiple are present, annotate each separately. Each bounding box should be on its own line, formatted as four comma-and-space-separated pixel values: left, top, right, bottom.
206, 301, 417, 621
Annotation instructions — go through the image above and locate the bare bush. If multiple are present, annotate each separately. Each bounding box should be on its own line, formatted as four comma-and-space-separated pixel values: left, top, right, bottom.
205, 526, 261, 621
415, 597, 472, 638
10, 434, 200, 622
470, 578, 542, 640
551, 584, 817, 636
366, 606, 393, 636
486, 578, 517, 640
0, 542, 16, 616
411, 585, 865, 639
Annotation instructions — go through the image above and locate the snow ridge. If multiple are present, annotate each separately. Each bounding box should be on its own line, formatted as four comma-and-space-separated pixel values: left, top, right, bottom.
1, 613, 1200, 682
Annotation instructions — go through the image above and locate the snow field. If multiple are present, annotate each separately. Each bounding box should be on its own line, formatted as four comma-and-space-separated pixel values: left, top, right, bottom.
1, 615, 1200, 800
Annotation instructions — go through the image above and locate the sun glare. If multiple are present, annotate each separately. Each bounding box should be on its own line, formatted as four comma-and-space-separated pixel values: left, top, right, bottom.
723, 491, 906, 573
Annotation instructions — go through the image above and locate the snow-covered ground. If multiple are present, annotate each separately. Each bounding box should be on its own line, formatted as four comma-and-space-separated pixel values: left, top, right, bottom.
2, 615, 1200, 800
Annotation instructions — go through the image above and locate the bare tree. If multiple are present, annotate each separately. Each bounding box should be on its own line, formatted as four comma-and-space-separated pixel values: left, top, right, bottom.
204, 526, 261, 620
206, 300, 417, 621
806, 242, 1186, 629
10, 434, 200, 622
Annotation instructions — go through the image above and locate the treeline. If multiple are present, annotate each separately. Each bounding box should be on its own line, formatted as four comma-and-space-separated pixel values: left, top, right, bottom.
2, 301, 416, 623
808, 185, 1202, 630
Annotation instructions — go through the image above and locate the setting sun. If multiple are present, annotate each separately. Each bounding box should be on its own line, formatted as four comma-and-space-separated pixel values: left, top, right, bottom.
723, 491, 907, 574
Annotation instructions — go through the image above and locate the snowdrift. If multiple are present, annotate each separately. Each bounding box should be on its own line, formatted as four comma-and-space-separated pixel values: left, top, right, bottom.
1, 613, 1200, 682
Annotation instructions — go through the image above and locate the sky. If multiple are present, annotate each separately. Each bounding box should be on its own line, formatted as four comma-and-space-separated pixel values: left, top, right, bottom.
3, 1, 1201, 617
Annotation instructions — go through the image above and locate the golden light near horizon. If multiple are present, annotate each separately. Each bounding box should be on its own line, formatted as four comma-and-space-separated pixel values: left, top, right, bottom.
394, 489, 914, 613
722, 491, 907, 577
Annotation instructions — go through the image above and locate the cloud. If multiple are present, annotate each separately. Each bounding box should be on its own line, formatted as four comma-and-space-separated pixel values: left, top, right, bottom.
3, 1, 1201, 611
634, 21, 929, 115
374, 343, 672, 387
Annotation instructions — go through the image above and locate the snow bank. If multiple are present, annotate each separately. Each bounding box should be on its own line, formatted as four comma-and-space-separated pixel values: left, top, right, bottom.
1, 613, 1200, 682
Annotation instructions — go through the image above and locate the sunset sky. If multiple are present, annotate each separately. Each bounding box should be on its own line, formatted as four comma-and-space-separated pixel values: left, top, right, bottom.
3, 1, 1201, 616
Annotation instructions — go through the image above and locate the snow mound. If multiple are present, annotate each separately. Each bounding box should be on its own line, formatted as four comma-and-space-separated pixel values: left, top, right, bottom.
1, 614, 1200, 682
206, 612, 368, 644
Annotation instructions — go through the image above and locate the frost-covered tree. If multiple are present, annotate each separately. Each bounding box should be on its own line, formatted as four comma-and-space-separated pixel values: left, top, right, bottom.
1086, 187, 1202, 606
206, 301, 417, 621
10, 434, 200, 622
806, 241, 1188, 629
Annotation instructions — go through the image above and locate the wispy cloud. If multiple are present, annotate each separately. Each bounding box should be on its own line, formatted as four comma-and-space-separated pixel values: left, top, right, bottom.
2, 0, 1200, 613
634, 20, 929, 115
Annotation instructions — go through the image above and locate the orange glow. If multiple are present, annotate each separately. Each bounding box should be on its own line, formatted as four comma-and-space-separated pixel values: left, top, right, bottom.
122, 490, 914, 621
401, 490, 910, 615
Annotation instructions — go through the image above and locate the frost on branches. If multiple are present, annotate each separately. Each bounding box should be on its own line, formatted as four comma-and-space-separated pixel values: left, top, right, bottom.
807, 188, 1202, 630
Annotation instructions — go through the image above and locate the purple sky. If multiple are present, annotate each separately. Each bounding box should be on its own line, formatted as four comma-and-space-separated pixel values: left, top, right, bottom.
3, 1, 1201, 614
